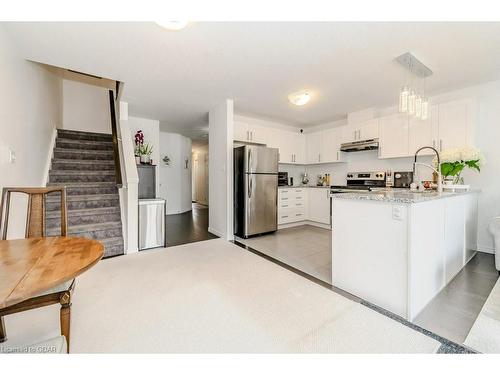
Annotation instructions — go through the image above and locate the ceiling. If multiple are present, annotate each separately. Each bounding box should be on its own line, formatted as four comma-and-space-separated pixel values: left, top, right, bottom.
4, 22, 500, 142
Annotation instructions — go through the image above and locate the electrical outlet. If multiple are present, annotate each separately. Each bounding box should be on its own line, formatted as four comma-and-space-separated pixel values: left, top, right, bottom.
392, 205, 404, 221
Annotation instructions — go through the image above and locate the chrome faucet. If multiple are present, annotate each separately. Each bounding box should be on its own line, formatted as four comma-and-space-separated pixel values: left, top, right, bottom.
413, 146, 443, 193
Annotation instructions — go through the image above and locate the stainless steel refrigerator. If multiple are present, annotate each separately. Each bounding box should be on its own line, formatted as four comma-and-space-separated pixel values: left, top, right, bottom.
234, 145, 278, 238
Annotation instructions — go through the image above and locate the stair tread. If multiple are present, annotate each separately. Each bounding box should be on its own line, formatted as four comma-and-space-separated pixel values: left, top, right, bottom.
54, 148, 113, 154
52, 159, 115, 164
57, 129, 113, 138
47, 182, 117, 187
49, 221, 122, 233
50, 170, 115, 175
47, 193, 119, 201
46, 206, 120, 218
57, 138, 113, 145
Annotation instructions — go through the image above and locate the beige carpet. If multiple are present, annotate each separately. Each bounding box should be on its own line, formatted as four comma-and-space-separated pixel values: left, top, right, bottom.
464, 277, 500, 353
0, 239, 440, 353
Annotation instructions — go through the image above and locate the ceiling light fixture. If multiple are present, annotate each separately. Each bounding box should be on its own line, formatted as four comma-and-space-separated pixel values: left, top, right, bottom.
155, 21, 189, 31
396, 52, 432, 121
288, 91, 311, 106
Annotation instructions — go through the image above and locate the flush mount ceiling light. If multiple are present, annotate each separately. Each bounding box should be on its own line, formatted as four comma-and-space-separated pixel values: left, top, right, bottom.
288, 91, 311, 106
155, 21, 189, 30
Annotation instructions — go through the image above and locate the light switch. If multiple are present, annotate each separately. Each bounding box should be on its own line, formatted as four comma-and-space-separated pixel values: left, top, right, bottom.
9, 148, 16, 163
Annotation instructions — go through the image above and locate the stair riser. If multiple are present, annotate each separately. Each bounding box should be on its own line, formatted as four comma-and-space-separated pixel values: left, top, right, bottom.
47, 213, 122, 228
56, 140, 113, 151
105, 243, 125, 257
47, 227, 122, 240
49, 174, 116, 183
53, 150, 114, 160
47, 199, 119, 211
51, 162, 115, 171
57, 132, 113, 142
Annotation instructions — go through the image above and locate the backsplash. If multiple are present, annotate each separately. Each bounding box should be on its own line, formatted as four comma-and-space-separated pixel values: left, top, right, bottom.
280, 151, 434, 186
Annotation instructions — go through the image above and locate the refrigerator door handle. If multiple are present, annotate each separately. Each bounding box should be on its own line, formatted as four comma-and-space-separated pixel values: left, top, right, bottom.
248, 175, 253, 198
248, 148, 252, 173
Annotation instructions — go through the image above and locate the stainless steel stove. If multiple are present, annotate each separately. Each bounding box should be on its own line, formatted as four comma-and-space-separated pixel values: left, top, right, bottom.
330, 171, 386, 194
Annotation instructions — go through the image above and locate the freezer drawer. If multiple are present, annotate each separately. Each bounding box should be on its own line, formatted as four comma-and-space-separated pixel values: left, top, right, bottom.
138, 199, 166, 250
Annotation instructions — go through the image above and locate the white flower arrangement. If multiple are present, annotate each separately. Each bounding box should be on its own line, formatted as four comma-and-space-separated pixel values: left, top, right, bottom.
433, 146, 485, 184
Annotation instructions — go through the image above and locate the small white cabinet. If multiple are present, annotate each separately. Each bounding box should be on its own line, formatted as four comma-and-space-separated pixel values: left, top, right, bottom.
305, 127, 344, 164
233, 120, 267, 144
278, 188, 308, 224
277, 131, 305, 164
437, 99, 475, 152
307, 188, 331, 225
343, 119, 379, 143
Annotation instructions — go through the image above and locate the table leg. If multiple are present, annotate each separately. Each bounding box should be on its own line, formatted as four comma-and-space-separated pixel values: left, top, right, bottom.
0, 316, 6, 342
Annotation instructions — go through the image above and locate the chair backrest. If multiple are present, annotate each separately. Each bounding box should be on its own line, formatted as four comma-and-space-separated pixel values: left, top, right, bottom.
0, 187, 67, 240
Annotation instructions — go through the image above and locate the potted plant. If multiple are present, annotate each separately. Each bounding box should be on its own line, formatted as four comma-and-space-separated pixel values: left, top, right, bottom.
435, 146, 484, 186
139, 143, 153, 164
134, 130, 144, 164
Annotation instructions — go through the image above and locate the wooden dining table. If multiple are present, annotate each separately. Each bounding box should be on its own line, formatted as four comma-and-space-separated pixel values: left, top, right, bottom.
0, 236, 104, 309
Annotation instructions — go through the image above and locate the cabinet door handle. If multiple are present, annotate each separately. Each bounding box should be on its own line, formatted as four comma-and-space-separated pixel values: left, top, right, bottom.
440, 139, 443, 151
246, 130, 249, 140
337, 151, 339, 161
433, 140, 436, 149
319, 153, 321, 163
251, 131, 253, 141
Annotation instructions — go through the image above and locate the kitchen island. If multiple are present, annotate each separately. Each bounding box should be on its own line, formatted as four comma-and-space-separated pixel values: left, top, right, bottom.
331, 189, 479, 321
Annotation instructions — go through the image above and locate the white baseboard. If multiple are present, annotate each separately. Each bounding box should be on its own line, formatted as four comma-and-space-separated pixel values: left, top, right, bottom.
477, 244, 495, 254
208, 227, 224, 238
278, 220, 331, 230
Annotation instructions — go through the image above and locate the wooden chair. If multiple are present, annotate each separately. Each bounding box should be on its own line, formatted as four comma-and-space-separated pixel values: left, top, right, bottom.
0, 187, 74, 353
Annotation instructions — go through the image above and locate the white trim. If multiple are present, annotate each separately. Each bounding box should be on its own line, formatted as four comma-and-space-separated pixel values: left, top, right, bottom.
278, 220, 331, 230
43, 126, 58, 185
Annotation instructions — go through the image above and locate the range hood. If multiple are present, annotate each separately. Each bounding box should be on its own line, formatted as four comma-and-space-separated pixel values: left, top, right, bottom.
340, 138, 379, 152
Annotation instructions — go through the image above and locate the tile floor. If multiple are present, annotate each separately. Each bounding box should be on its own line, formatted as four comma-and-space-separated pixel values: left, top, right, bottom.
236, 225, 332, 283
236, 226, 498, 347
414, 252, 498, 344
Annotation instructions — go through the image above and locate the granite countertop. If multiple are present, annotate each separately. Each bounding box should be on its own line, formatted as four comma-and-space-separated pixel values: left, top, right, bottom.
331, 188, 478, 204
278, 185, 330, 189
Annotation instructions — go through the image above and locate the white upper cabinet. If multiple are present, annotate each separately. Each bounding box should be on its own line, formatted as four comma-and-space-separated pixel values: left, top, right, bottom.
322, 127, 344, 163
437, 99, 475, 151
379, 113, 409, 158
234, 120, 249, 142
342, 119, 379, 143
274, 129, 305, 164
408, 105, 438, 156
247, 123, 267, 144
306, 131, 322, 164
233, 119, 267, 144
359, 119, 380, 140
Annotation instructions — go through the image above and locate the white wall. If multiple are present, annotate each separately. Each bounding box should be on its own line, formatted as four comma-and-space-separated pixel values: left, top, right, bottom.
128, 116, 160, 196
0, 25, 62, 238
62, 79, 111, 134
192, 144, 209, 205
158, 132, 192, 214
209, 99, 234, 240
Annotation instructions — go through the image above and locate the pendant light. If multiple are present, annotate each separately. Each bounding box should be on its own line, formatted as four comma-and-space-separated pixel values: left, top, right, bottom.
395, 53, 433, 121
399, 86, 409, 113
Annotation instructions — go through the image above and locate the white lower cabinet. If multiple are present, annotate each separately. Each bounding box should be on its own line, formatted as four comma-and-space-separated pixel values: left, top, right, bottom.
278, 188, 308, 224
307, 188, 331, 225
278, 187, 330, 226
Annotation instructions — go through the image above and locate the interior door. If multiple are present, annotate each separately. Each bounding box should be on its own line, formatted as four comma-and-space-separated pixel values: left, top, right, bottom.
244, 174, 278, 236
